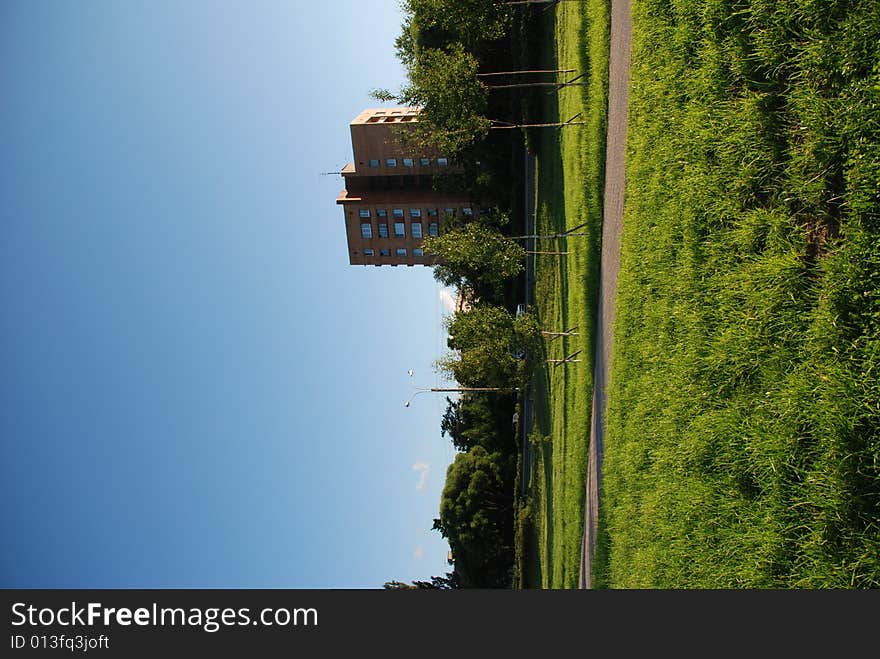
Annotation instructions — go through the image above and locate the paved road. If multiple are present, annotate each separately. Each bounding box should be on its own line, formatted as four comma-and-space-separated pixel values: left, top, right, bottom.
578, 0, 633, 589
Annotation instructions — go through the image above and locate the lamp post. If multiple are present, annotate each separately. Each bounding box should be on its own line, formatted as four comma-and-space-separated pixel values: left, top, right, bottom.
404, 371, 519, 408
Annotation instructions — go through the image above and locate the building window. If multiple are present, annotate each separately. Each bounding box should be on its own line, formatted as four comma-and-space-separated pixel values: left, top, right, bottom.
386, 158, 397, 167
359, 209, 371, 218
360, 223, 372, 239
377, 209, 387, 218
394, 222, 405, 238
378, 223, 388, 238
403, 158, 414, 167
462, 207, 473, 216
420, 158, 431, 166
392, 208, 404, 219
437, 157, 449, 167
409, 208, 421, 218
379, 248, 391, 257
368, 159, 379, 168
363, 248, 375, 256
443, 208, 455, 218
413, 248, 425, 257
427, 208, 438, 217
428, 223, 439, 237
411, 222, 422, 238
396, 248, 407, 257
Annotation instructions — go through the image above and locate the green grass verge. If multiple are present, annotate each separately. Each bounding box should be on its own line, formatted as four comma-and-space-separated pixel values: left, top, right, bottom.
596, 0, 880, 588
518, 0, 610, 589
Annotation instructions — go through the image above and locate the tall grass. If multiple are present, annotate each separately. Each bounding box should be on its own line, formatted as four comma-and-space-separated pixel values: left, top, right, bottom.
597, 0, 880, 588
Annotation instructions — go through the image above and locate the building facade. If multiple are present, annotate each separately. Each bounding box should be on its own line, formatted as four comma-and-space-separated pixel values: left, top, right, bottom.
336, 108, 475, 266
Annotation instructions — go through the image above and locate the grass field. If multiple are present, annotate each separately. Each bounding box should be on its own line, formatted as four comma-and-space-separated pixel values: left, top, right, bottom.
596, 0, 880, 587
518, 0, 610, 589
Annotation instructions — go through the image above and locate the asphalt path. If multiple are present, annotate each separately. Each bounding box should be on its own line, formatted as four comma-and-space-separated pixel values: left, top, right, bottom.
578, 0, 633, 589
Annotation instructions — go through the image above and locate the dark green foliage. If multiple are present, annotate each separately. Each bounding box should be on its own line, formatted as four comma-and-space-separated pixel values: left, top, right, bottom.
375, 44, 492, 155
383, 572, 462, 589
441, 393, 518, 453
403, 0, 512, 52
423, 223, 525, 303
436, 446, 516, 587
383, 1, 523, 159
436, 305, 540, 388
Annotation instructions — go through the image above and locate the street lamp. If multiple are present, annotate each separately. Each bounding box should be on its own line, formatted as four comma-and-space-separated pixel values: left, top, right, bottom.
404, 371, 519, 408
404, 389, 428, 408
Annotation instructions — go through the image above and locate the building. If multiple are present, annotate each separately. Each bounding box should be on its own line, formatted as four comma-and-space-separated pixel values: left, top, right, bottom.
335, 108, 476, 266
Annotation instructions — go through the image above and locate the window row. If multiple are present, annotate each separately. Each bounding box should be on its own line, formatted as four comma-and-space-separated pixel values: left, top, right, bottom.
362, 248, 425, 258
367, 157, 449, 169
366, 115, 416, 124
360, 222, 438, 239
358, 207, 471, 219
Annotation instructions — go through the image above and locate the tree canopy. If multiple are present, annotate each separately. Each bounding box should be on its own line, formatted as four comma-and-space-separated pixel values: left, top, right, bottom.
383, 572, 461, 589
373, 44, 491, 155
423, 221, 525, 303
435, 305, 541, 388
402, 0, 512, 50
441, 393, 518, 454
436, 446, 515, 587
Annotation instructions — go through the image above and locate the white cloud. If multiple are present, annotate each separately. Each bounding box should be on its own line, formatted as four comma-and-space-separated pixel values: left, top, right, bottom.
438, 287, 456, 314
412, 461, 430, 491
414, 546, 425, 560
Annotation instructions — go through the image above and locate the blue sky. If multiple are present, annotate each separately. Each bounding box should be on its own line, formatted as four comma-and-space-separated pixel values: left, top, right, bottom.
0, 0, 459, 588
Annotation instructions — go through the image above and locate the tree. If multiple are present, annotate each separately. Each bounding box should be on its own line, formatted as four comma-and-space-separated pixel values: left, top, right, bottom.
441, 394, 515, 453
383, 572, 461, 589
436, 305, 541, 388
436, 446, 515, 587
394, 12, 417, 73
403, 0, 512, 49
373, 44, 491, 155
423, 221, 525, 302
440, 397, 466, 448
377, 42, 581, 157
416, 572, 462, 589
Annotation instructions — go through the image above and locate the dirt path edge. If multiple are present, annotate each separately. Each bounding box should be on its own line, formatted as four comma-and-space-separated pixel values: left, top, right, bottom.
578, 0, 633, 590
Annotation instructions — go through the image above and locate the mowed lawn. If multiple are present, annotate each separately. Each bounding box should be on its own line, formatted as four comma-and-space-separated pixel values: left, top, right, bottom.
596, 0, 880, 587
520, 0, 610, 589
